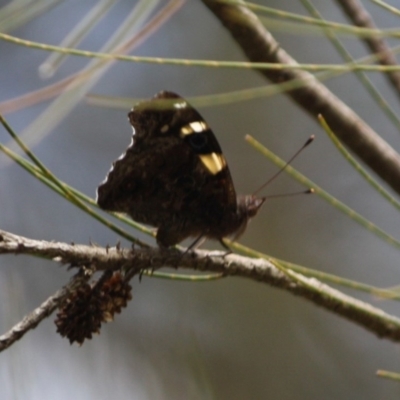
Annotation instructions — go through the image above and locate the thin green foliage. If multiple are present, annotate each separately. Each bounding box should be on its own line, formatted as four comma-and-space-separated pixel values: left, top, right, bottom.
246, 134, 400, 251
0, 0, 62, 32
39, 0, 116, 78
140, 270, 224, 281
376, 369, 400, 381
84, 43, 400, 112
0, 114, 148, 246
3, 32, 400, 72
227, 240, 400, 300
371, 0, 400, 17
319, 115, 400, 213
19, 0, 161, 150
219, 0, 400, 39
301, 0, 400, 132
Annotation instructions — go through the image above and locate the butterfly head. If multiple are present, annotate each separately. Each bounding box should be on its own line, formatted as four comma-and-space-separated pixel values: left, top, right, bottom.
240, 195, 266, 217
229, 195, 266, 240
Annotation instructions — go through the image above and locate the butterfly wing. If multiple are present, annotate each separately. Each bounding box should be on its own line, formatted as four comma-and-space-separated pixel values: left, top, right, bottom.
97, 91, 238, 246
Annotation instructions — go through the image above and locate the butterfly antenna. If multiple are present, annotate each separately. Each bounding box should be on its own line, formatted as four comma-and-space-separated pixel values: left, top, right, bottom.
263, 188, 314, 200
253, 135, 314, 196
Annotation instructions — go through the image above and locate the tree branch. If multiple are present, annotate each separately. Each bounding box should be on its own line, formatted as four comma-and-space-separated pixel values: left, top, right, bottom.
336, 0, 400, 99
1, 228, 400, 345
202, 0, 400, 195
0, 270, 92, 352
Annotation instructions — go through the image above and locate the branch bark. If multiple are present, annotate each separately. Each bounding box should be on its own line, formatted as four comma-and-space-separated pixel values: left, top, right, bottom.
0, 271, 91, 352
1, 228, 400, 346
336, 0, 400, 99
202, 0, 400, 195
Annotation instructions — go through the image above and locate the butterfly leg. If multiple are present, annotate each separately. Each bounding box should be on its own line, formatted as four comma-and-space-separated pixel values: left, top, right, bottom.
185, 234, 206, 253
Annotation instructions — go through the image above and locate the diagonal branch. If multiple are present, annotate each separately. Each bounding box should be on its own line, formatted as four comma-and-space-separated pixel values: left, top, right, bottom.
202, 0, 400, 195
1, 228, 400, 344
0, 271, 92, 352
336, 0, 400, 100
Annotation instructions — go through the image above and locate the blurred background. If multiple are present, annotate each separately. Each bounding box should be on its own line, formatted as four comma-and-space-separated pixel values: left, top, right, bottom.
1, 0, 400, 399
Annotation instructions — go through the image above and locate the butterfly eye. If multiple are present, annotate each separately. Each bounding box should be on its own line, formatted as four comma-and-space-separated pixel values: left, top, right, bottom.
187, 132, 207, 150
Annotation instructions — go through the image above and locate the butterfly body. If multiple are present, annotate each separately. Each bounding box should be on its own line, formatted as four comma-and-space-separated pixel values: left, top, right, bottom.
97, 91, 264, 248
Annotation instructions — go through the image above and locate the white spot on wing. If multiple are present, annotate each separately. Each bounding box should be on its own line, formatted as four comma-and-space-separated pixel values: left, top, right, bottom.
173, 101, 187, 109
189, 121, 207, 132
180, 121, 208, 136
180, 125, 193, 136
199, 152, 226, 175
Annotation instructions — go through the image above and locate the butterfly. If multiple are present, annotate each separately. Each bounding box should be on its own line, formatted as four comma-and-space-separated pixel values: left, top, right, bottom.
96, 91, 265, 249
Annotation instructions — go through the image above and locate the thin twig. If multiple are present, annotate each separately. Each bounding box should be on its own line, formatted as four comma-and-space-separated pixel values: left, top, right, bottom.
202, 0, 400, 195
1, 228, 400, 344
0, 0, 184, 115
0, 271, 91, 352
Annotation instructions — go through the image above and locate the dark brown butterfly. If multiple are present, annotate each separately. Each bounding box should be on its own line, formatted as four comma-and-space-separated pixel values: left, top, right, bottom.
96, 91, 265, 248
